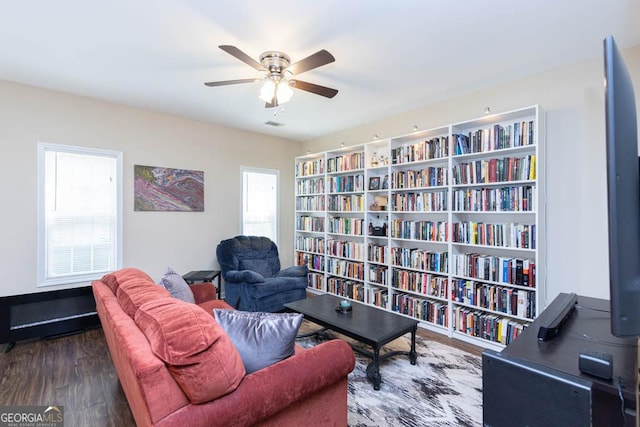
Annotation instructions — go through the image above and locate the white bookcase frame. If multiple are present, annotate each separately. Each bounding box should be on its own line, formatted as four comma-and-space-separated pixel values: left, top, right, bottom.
294, 105, 545, 350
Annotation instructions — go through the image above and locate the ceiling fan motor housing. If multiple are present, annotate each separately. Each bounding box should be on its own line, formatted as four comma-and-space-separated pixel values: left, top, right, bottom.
260, 51, 291, 80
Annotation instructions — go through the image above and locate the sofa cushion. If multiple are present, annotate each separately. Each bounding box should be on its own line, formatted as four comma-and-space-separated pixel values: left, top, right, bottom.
102, 267, 155, 294
116, 278, 171, 318
159, 267, 195, 303
135, 298, 245, 404
213, 309, 303, 374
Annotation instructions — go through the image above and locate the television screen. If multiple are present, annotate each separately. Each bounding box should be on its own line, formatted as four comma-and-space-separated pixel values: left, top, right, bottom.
604, 35, 640, 337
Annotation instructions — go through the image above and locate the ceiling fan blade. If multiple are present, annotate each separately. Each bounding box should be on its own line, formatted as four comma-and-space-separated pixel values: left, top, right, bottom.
218, 45, 264, 71
204, 78, 257, 87
293, 80, 339, 98
288, 49, 335, 75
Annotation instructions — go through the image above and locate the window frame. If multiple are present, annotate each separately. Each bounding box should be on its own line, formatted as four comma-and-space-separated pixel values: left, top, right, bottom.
36, 142, 123, 287
240, 166, 280, 245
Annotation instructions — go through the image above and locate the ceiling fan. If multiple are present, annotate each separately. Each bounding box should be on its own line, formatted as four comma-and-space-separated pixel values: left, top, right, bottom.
204, 45, 338, 108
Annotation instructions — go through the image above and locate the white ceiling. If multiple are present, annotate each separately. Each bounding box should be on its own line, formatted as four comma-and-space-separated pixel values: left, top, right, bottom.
1, 0, 640, 141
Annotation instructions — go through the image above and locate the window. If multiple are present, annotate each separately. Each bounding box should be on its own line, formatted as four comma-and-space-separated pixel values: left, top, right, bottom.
241, 167, 279, 244
37, 143, 122, 287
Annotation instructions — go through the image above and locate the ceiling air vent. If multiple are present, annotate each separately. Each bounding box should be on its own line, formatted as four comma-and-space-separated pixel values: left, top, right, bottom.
264, 120, 285, 127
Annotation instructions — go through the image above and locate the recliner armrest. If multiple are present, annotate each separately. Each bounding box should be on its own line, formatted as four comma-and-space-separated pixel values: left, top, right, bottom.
275, 265, 309, 278
224, 270, 265, 284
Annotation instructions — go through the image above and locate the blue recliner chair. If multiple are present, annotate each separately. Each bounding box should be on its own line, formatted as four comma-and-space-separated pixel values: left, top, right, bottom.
216, 236, 308, 312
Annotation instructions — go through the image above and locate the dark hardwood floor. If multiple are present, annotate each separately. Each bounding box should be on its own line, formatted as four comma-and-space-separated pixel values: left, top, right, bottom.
0, 327, 135, 426
0, 324, 482, 426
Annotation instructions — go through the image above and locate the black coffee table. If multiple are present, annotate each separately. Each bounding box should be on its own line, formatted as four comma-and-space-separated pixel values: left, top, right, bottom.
285, 294, 418, 390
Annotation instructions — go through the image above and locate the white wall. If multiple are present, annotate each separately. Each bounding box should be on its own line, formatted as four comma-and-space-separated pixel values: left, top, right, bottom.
301, 45, 640, 306
4, 44, 640, 304
0, 80, 299, 297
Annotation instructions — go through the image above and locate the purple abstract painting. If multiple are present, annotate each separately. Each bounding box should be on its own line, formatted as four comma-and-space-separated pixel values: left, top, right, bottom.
134, 165, 204, 211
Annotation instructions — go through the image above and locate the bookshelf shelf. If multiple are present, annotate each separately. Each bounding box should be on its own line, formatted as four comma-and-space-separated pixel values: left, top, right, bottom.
294, 105, 545, 349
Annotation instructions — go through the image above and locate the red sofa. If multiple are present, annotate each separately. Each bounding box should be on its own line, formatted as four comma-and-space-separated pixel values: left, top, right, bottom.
92, 268, 355, 427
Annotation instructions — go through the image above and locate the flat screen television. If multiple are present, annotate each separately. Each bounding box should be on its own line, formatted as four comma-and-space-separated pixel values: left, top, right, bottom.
604, 35, 640, 337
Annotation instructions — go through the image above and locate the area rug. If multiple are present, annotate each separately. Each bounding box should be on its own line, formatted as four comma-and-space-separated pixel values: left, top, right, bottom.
297, 327, 483, 427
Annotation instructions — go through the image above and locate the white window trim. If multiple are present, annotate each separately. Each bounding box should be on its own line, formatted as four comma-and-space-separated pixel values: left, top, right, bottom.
37, 142, 123, 287
240, 166, 280, 245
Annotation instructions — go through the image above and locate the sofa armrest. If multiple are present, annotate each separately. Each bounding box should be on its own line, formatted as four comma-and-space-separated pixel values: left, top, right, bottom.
190, 283, 217, 303
224, 270, 265, 284
233, 339, 355, 425
171, 339, 355, 427
275, 265, 309, 278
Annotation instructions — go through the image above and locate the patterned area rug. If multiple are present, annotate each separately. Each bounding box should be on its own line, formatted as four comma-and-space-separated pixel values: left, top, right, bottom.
297, 326, 483, 427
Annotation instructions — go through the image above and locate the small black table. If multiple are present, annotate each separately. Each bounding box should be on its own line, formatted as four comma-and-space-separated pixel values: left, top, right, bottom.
182, 270, 222, 300
285, 294, 418, 390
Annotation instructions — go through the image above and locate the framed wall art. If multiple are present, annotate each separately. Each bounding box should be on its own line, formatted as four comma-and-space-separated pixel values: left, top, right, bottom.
134, 165, 204, 211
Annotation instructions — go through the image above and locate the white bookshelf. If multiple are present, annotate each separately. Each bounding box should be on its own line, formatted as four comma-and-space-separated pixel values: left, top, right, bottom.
294, 105, 545, 350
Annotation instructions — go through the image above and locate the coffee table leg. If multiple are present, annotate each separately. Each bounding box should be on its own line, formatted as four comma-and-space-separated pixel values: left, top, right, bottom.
409, 325, 417, 365
366, 347, 382, 390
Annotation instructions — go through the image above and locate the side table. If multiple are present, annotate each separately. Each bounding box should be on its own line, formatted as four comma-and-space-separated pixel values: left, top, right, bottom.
182, 270, 222, 300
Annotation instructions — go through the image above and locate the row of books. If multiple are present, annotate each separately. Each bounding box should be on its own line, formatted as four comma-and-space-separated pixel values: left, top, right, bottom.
391, 190, 448, 212
327, 174, 365, 193
299, 186, 532, 214
298, 240, 533, 287
296, 158, 324, 177
296, 177, 325, 195
453, 121, 534, 155
452, 221, 536, 249
390, 247, 448, 273
327, 278, 365, 302
391, 136, 450, 164
368, 243, 387, 264
368, 265, 388, 285
390, 167, 448, 189
327, 152, 365, 173
327, 258, 364, 280
451, 253, 536, 287
296, 215, 325, 233
295, 236, 325, 254
390, 220, 448, 242
368, 287, 389, 308
391, 270, 448, 299
296, 195, 325, 211
451, 279, 535, 319
327, 239, 365, 261
328, 216, 364, 236
327, 194, 364, 212
452, 155, 536, 185
391, 292, 448, 326
452, 185, 534, 212
295, 252, 325, 272
453, 306, 526, 345
307, 272, 324, 290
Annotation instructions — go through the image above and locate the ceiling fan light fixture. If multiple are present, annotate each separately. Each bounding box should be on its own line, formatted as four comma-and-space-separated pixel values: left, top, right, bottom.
276, 81, 293, 103
259, 78, 294, 105
259, 79, 276, 102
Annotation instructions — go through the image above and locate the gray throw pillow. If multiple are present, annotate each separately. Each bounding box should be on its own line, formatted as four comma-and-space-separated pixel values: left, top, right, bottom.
213, 309, 303, 374
159, 267, 195, 304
